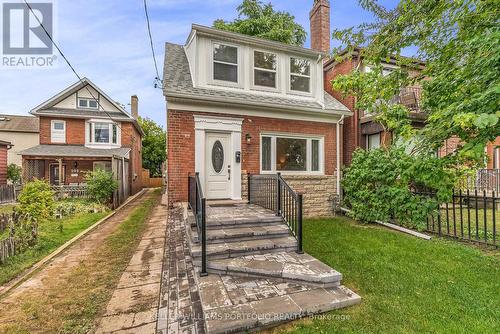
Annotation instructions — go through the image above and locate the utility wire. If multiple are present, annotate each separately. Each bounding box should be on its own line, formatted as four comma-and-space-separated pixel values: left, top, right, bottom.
143, 0, 163, 89
22, 0, 124, 130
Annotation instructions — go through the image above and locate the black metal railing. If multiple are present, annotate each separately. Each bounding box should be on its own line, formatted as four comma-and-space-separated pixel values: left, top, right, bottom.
248, 173, 303, 253
188, 172, 207, 276
416, 190, 498, 247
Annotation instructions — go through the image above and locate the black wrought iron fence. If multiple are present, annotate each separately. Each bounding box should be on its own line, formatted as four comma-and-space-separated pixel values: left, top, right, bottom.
248, 173, 303, 253
188, 172, 207, 276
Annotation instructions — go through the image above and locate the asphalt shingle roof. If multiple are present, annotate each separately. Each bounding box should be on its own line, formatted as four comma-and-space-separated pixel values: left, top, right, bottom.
19, 145, 130, 158
0, 115, 39, 133
163, 43, 350, 114
36, 108, 132, 121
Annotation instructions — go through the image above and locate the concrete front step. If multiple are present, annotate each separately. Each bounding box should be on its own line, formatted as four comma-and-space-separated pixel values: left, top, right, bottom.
205, 216, 284, 230
191, 237, 298, 260
189, 224, 292, 244
205, 252, 342, 288
196, 270, 361, 334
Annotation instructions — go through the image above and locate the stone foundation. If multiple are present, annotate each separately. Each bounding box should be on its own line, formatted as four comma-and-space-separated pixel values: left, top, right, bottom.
242, 172, 339, 218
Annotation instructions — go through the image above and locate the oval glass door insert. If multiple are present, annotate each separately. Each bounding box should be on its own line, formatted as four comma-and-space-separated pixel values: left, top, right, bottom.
212, 140, 224, 173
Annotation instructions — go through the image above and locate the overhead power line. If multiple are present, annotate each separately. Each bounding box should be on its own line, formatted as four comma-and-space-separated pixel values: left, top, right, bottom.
143, 0, 163, 89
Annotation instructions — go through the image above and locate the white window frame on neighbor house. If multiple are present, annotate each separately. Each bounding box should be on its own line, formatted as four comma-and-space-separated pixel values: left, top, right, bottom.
210, 41, 240, 87
251, 49, 279, 92
288, 57, 312, 96
260, 133, 324, 175
493, 146, 500, 169
78, 97, 99, 109
51, 120, 66, 143
367, 133, 381, 150
86, 119, 120, 147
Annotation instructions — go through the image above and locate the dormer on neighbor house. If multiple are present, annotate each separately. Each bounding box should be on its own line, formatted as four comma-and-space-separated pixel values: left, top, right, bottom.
20, 78, 144, 196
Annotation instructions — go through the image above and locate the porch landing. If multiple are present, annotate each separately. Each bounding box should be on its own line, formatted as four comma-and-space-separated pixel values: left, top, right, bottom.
185, 203, 361, 333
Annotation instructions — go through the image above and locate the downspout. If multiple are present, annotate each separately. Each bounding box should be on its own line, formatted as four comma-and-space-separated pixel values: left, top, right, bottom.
336, 114, 345, 197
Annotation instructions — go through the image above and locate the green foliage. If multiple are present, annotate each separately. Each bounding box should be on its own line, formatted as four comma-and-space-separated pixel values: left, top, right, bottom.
54, 200, 109, 218
138, 117, 166, 177
85, 170, 118, 204
213, 0, 307, 46
7, 164, 22, 184
332, 0, 500, 162
342, 147, 456, 229
17, 179, 55, 222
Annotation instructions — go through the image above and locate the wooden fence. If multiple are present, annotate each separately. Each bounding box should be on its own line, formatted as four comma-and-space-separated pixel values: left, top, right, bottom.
0, 213, 38, 264
51, 185, 88, 199
142, 168, 164, 188
0, 184, 19, 204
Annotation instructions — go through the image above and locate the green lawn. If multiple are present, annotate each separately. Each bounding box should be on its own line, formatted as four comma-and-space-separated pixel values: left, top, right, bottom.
268, 217, 500, 334
437, 207, 499, 243
0, 210, 108, 285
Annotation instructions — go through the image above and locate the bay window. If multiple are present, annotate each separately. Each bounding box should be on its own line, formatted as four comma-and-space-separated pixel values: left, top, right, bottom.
261, 134, 323, 174
254, 51, 277, 88
213, 43, 238, 83
88, 122, 119, 145
290, 57, 311, 93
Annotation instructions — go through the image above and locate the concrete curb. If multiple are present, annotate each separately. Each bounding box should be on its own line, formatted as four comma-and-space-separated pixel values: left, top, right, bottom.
0, 189, 148, 299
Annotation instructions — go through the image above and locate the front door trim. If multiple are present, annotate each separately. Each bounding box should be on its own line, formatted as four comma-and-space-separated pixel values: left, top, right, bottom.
194, 115, 243, 200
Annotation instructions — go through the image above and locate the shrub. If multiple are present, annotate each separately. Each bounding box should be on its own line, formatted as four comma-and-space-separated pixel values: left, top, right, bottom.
7, 164, 22, 184
342, 147, 455, 230
85, 169, 118, 204
17, 179, 55, 222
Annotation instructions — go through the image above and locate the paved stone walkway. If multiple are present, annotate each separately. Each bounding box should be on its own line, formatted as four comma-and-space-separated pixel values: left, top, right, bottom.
157, 205, 206, 334
96, 199, 168, 333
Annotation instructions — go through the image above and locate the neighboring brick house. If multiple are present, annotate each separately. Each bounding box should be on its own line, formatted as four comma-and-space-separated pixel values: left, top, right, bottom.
20, 78, 144, 197
0, 140, 12, 185
0, 115, 39, 166
163, 20, 351, 216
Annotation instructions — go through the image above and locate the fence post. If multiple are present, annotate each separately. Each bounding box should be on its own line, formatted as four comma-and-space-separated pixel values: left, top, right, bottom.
276, 173, 282, 216
200, 197, 208, 277
247, 173, 251, 204
187, 174, 191, 209
296, 193, 304, 254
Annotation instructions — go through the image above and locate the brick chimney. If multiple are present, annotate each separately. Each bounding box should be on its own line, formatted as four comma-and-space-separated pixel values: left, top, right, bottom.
310, 0, 331, 54
131, 95, 139, 119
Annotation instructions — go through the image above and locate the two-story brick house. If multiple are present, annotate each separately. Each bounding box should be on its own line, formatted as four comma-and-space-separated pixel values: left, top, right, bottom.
164, 22, 351, 216
20, 78, 144, 197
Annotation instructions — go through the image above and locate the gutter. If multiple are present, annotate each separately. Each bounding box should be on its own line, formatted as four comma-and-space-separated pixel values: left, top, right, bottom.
336, 114, 345, 197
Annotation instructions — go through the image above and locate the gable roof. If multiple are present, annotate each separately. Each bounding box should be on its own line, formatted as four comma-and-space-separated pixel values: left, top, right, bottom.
30, 78, 144, 136
164, 43, 350, 116
0, 114, 39, 133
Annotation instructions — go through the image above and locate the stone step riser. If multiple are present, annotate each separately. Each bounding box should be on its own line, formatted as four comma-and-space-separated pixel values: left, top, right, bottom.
191, 245, 298, 260
191, 231, 292, 244
202, 267, 341, 288
196, 221, 286, 231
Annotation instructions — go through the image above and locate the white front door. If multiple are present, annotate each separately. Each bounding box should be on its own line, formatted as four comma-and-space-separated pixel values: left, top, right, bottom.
206, 133, 231, 199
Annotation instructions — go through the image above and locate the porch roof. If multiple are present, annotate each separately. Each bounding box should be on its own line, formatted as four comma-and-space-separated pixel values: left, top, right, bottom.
19, 145, 130, 159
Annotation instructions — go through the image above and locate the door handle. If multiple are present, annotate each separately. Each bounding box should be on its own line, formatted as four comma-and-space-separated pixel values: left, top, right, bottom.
228, 165, 231, 180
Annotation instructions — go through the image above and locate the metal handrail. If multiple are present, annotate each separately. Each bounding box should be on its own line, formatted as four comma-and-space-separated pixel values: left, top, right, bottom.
188, 172, 207, 276
248, 173, 303, 253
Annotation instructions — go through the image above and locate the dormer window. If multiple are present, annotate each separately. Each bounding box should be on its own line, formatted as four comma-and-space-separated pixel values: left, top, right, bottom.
290, 57, 311, 93
78, 98, 98, 109
254, 51, 277, 88
213, 43, 238, 83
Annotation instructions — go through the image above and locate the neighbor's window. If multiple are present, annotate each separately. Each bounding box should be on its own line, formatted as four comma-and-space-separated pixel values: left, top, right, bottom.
261, 135, 323, 173
254, 51, 277, 88
88, 122, 119, 145
494, 147, 499, 169
367, 133, 381, 150
213, 43, 238, 83
51, 120, 66, 143
290, 57, 311, 93
78, 98, 98, 109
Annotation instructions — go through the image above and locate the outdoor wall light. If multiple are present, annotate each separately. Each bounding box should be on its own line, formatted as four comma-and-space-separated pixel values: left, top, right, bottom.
245, 133, 252, 144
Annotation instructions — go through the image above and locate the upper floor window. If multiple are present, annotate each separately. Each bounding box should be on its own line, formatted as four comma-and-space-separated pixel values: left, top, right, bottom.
254, 51, 277, 88
290, 57, 311, 93
51, 120, 66, 143
88, 122, 118, 145
78, 98, 98, 109
213, 43, 238, 83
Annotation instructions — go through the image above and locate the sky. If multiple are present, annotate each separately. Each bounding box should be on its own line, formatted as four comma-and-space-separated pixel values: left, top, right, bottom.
0, 0, 400, 127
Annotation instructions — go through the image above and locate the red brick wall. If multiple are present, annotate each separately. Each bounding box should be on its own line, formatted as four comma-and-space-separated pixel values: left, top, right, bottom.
121, 123, 143, 195
0, 145, 8, 185
167, 110, 338, 203
39, 117, 85, 145
310, 0, 330, 53
324, 58, 359, 165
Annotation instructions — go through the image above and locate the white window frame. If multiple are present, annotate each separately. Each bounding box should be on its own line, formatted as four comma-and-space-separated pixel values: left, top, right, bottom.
51, 120, 66, 143
93, 161, 112, 172
493, 147, 500, 170
251, 49, 279, 92
260, 133, 324, 175
366, 133, 381, 150
86, 120, 120, 146
210, 41, 240, 87
288, 57, 312, 96
78, 98, 99, 110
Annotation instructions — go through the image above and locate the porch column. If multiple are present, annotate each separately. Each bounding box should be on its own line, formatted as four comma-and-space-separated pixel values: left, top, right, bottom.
58, 158, 63, 186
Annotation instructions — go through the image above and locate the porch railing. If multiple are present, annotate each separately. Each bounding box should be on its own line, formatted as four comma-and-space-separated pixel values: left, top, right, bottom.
248, 173, 303, 253
188, 172, 207, 276
51, 185, 88, 199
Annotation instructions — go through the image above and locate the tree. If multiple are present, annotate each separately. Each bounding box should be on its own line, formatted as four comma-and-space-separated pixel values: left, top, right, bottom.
138, 117, 166, 177
213, 0, 307, 46
7, 164, 22, 184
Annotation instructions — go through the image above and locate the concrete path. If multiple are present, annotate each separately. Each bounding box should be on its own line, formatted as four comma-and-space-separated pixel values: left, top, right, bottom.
0, 190, 150, 329
96, 197, 168, 333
